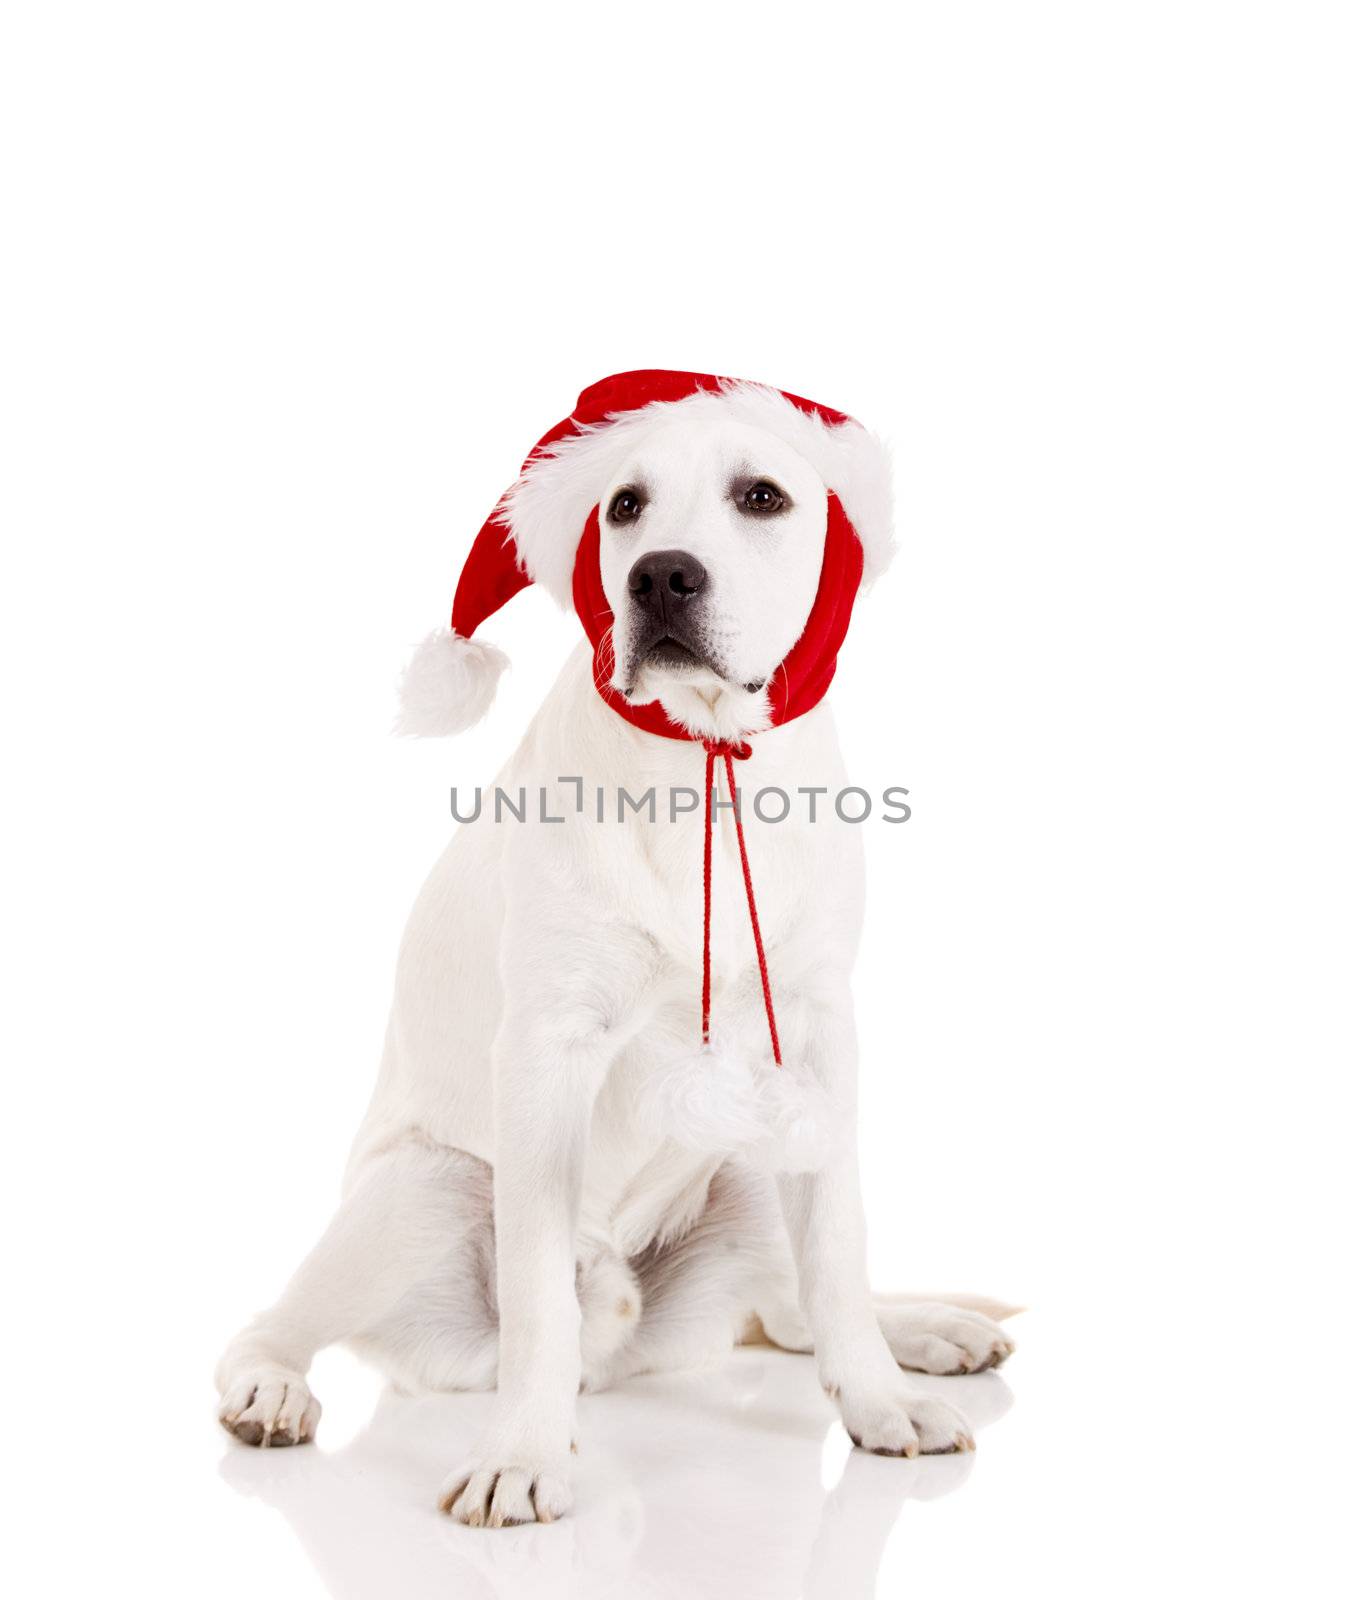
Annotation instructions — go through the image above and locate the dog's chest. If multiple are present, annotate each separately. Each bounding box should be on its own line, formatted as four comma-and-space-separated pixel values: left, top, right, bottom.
621, 801, 812, 984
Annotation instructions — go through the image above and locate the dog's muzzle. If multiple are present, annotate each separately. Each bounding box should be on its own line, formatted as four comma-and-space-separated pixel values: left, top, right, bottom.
625, 548, 715, 678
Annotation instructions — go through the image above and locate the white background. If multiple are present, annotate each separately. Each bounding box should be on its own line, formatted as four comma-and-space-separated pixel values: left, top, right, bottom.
3, 2, 1351, 1595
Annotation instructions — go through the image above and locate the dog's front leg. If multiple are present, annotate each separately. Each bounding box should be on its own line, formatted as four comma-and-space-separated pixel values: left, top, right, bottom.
438, 922, 653, 1527
778, 1001, 976, 1458
437, 1016, 597, 1525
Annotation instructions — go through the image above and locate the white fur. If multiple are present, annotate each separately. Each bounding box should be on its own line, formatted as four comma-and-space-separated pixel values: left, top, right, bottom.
502, 380, 895, 606
635, 1041, 843, 1174
395, 628, 507, 735
217, 408, 1011, 1528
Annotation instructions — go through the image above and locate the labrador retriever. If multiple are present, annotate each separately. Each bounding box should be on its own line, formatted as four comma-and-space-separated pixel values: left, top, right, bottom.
216, 371, 1016, 1528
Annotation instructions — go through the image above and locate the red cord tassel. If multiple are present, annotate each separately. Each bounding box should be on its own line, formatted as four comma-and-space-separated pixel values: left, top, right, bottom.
700, 742, 783, 1067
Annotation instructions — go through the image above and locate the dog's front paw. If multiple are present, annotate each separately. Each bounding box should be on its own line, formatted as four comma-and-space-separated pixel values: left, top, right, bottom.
837, 1383, 975, 1457
438, 1456, 574, 1527
218, 1364, 320, 1448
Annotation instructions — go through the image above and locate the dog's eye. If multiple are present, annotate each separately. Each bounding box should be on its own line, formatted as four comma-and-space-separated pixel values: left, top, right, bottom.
744, 481, 784, 513
608, 489, 644, 524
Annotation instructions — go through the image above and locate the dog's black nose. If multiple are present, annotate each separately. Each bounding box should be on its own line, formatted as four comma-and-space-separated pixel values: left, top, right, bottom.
627, 550, 708, 607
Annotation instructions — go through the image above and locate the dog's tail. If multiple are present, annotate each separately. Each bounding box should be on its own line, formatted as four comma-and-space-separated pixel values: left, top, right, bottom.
873, 1291, 1026, 1321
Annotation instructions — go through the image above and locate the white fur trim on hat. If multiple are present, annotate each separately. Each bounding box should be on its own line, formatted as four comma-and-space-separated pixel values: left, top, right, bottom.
394, 628, 508, 736
499, 380, 895, 606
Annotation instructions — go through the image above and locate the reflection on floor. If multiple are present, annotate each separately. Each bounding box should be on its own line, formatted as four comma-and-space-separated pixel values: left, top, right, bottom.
219, 1349, 1013, 1600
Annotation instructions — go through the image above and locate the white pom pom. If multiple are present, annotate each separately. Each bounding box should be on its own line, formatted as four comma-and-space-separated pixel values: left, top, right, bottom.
394, 628, 508, 737
636, 1039, 847, 1172
637, 1040, 766, 1154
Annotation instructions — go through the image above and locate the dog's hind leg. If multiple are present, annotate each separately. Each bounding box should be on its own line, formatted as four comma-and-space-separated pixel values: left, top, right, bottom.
353, 1195, 644, 1399
756, 1286, 1019, 1375
871, 1296, 1018, 1374
216, 1135, 489, 1446
596, 1163, 795, 1386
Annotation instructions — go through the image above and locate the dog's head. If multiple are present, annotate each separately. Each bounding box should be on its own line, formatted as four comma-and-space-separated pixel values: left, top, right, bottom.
397, 378, 893, 742
593, 416, 829, 738
502, 382, 894, 743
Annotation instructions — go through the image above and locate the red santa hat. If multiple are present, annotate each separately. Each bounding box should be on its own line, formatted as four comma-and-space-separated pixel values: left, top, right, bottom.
395, 369, 894, 739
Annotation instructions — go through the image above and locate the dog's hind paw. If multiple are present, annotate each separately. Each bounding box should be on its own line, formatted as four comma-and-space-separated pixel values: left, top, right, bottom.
438, 1458, 573, 1527
877, 1301, 1016, 1375
218, 1365, 320, 1448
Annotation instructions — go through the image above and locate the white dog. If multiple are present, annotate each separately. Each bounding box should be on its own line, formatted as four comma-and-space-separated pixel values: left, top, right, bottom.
216, 371, 1016, 1528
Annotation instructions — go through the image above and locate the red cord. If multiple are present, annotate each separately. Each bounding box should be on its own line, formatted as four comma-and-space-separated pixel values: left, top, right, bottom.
700, 742, 783, 1067
701, 746, 715, 1045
